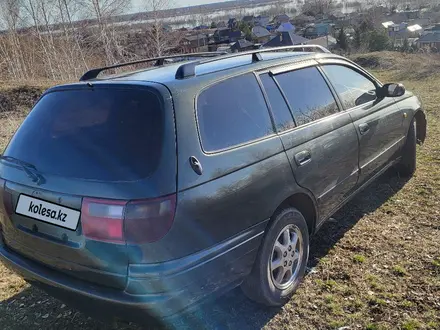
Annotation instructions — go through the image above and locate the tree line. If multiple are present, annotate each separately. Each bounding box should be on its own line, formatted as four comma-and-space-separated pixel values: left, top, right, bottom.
0, 0, 177, 81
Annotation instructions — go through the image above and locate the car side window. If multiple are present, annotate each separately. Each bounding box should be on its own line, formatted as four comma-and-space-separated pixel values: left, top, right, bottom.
321, 64, 377, 109
197, 73, 274, 152
259, 73, 295, 132
274, 67, 339, 126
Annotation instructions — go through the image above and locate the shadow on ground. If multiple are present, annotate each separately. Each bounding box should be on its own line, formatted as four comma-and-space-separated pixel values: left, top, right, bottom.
0, 171, 409, 330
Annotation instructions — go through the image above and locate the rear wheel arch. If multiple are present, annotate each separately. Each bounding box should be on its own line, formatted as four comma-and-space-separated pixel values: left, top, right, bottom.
274, 193, 318, 236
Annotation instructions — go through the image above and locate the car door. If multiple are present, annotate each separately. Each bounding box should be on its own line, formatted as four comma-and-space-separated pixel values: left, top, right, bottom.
319, 61, 404, 185
258, 64, 360, 223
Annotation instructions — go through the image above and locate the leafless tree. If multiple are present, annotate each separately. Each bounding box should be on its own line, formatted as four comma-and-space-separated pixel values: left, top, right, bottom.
144, 0, 182, 57
0, 0, 28, 80
81, 0, 132, 64
302, 0, 334, 16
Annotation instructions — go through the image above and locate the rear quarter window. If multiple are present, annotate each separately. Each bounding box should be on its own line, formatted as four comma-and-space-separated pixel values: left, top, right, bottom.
196, 73, 274, 152
4, 87, 165, 181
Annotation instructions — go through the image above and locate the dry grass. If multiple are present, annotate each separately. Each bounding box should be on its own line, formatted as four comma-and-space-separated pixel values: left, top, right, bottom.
0, 52, 440, 329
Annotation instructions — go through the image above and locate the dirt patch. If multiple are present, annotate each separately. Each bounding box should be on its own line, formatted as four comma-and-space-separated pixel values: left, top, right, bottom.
351, 53, 394, 69
0, 86, 44, 114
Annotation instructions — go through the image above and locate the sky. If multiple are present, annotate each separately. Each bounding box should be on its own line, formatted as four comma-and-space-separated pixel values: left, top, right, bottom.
132, 0, 230, 12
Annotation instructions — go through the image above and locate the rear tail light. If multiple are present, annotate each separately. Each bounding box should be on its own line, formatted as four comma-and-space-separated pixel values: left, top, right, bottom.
125, 194, 176, 244
81, 199, 126, 244
80, 194, 176, 244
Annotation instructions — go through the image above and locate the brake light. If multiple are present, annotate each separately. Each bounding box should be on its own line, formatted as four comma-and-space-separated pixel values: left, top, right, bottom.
125, 194, 176, 244
80, 194, 176, 244
81, 198, 126, 244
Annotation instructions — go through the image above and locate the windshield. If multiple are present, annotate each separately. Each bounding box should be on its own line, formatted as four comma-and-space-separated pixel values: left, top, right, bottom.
4, 88, 164, 181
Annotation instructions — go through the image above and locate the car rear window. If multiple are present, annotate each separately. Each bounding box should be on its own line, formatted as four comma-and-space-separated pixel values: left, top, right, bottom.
4, 87, 164, 181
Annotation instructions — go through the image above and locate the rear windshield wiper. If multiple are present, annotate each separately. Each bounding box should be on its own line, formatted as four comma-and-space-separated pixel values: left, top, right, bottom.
0, 155, 46, 185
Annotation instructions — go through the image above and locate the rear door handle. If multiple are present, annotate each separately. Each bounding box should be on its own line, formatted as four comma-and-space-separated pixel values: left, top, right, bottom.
294, 150, 311, 166
359, 123, 370, 135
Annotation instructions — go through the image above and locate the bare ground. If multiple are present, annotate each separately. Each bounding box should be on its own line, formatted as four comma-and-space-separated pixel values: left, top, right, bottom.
0, 54, 439, 330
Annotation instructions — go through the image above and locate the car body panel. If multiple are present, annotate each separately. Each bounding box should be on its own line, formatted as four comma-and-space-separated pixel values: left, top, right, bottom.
0, 218, 265, 319
0, 82, 177, 289
0, 50, 426, 321
279, 111, 360, 223
348, 97, 404, 184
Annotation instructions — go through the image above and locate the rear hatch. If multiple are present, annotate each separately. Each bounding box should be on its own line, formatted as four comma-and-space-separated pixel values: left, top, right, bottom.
0, 83, 176, 289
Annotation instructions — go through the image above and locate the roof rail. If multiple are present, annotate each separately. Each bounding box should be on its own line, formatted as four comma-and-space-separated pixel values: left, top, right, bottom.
175, 45, 330, 80
79, 52, 227, 81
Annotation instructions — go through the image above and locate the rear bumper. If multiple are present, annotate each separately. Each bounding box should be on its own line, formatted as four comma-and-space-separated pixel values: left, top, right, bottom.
0, 221, 266, 322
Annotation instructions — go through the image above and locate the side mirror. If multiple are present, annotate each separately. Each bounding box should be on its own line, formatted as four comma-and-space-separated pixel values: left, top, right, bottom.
380, 83, 406, 97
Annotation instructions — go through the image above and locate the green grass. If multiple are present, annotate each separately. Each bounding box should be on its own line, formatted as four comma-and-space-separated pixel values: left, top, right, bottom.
401, 319, 422, 330
392, 265, 407, 277
353, 254, 366, 263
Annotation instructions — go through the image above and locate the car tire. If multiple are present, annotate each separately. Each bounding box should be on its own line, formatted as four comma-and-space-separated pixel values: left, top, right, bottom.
241, 207, 309, 306
398, 118, 417, 177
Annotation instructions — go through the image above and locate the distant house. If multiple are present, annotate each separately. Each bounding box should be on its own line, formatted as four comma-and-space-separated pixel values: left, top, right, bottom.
382, 21, 394, 28
266, 23, 277, 32
231, 39, 255, 52
263, 31, 309, 47
417, 33, 440, 49
217, 21, 227, 28
304, 23, 333, 38
306, 35, 337, 50
385, 22, 423, 45
213, 28, 242, 43
216, 44, 232, 52
242, 15, 255, 24
181, 34, 209, 52
388, 9, 421, 24
252, 26, 271, 43
292, 14, 315, 27
255, 15, 270, 27
407, 24, 422, 34
274, 14, 290, 25
276, 22, 296, 33
329, 11, 345, 21
423, 23, 440, 35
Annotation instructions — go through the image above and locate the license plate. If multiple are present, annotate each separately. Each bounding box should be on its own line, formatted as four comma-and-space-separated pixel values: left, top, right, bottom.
15, 195, 80, 231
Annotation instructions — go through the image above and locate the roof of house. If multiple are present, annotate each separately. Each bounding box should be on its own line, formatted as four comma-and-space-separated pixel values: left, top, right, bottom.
232, 39, 254, 49
407, 24, 422, 32
382, 21, 394, 28
183, 34, 207, 41
306, 35, 337, 47
263, 31, 309, 47
252, 26, 271, 38
276, 22, 296, 32
274, 14, 290, 23
417, 33, 440, 43
215, 28, 241, 38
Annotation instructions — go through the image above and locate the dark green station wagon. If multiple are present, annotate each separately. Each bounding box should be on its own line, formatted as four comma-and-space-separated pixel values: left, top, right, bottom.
0, 45, 427, 324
